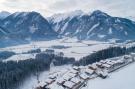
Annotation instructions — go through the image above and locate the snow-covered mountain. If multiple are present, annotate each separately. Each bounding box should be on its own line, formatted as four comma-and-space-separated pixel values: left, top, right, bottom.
0, 11, 57, 41
0, 26, 9, 38
0, 11, 11, 20
0, 10, 135, 44
49, 10, 135, 42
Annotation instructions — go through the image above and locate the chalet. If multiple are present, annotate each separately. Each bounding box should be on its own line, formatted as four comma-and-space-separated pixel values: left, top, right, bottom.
63, 81, 76, 89
85, 69, 94, 75
106, 61, 115, 66
96, 70, 108, 79
79, 73, 89, 80
70, 77, 81, 84
124, 55, 131, 59
73, 66, 80, 71
67, 72, 77, 78
49, 74, 58, 79
42, 83, 48, 88
69, 69, 78, 75
35, 86, 43, 89
45, 79, 55, 85
63, 74, 73, 81
57, 78, 66, 85
131, 53, 135, 61
100, 60, 106, 64
95, 62, 102, 68
49, 75, 56, 80
88, 64, 98, 70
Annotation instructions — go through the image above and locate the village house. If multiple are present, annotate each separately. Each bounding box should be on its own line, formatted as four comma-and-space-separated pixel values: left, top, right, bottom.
88, 64, 98, 70
84, 69, 94, 75
95, 62, 102, 67
63, 81, 76, 89
56, 52, 64, 57
96, 70, 108, 79
79, 73, 89, 80
73, 66, 80, 71
69, 69, 79, 75
45, 79, 55, 85
49, 74, 58, 79
35, 86, 44, 89
131, 53, 135, 61
70, 77, 81, 84
101, 63, 112, 69
57, 78, 66, 85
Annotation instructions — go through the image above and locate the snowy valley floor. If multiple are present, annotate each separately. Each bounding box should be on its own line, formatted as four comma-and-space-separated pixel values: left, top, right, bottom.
83, 62, 135, 89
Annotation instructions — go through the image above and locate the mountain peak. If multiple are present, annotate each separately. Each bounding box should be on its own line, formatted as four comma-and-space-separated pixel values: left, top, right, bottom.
90, 10, 109, 17
0, 11, 11, 19
12, 11, 41, 18
49, 10, 84, 23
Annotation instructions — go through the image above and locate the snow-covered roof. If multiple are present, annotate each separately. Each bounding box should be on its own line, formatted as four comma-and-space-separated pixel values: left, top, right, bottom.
102, 64, 111, 68
89, 63, 98, 70
80, 73, 89, 80
100, 60, 106, 64
63, 81, 75, 88
63, 74, 73, 80
70, 77, 81, 84
45, 79, 54, 84
57, 78, 66, 84
70, 69, 78, 74
106, 61, 115, 65
49, 73, 58, 79
85, 69, 94, 74
95, 62, 102, 66
73, 66, 79, 70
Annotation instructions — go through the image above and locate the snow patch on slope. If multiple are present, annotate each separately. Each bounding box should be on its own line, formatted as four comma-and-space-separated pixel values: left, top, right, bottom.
87, 23, 100, 35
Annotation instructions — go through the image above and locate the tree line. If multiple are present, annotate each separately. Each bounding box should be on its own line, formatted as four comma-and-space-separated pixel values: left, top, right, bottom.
0, 52, 75, 89
75, 46, 135, 66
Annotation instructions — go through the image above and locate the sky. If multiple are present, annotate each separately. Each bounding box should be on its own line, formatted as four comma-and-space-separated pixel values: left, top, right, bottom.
0, 0, 135, 18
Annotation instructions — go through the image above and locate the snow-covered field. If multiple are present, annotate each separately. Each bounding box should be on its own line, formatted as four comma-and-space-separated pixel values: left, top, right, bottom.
83, 62, 135, 89
18, 65, 72, 89
18, 55, 135, 89
0, 38, 112, 60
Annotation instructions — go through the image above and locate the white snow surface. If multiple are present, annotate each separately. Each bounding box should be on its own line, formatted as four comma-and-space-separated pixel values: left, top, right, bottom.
83, 62, 135, 89
49, 10, 83, 23
4, 53, 36, 62
0, 38, 112, 60
18, 65, 72, 89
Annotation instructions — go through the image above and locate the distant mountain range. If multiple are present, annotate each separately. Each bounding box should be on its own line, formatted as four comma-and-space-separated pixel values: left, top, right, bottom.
0, 10, 135, 47
49, 10, 135, 42
0, 11, 57, 41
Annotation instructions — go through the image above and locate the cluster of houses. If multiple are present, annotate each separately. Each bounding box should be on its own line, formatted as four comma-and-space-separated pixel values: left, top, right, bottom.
36, 53, 135, 89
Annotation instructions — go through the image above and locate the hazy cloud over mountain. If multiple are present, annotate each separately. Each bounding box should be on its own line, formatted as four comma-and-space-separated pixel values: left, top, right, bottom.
0, 0, 134, 17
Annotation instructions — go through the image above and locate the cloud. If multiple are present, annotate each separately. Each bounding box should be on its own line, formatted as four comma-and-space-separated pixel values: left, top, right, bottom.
0, 0, 135, 17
